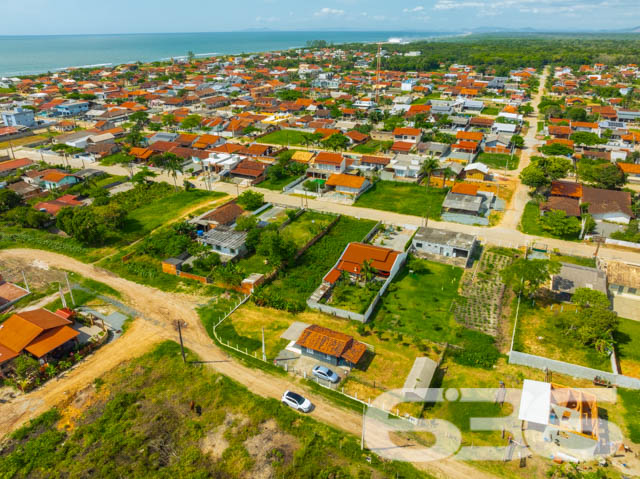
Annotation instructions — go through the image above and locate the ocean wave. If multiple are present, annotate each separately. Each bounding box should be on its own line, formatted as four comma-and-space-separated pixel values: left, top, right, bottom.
54, 62, 113, 71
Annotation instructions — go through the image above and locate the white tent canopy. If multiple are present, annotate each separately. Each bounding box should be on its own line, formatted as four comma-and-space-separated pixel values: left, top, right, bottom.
518, 379, 551, 425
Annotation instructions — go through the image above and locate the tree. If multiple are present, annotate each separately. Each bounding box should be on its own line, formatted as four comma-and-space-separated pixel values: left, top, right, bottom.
187, 50, 195, 63
511, 135, 525, 148
129, 111, 148, 126
540, 143, 573, 156
235, 215, 258, 231
540, 210, 582, 238
360, 259, 377, 285
236, 190, 264, 211
162, 114, 177, 130
4, 206, 49, 228
501, 258, 560, 297
520, 156, 572, 191
131, 166, 157, 186
0, 189, 21, 213
572, 288, 611, 310
155, 152, 184, 190
419, 157, 439, 190
570, 131, 605, 146
180, 114, 202, 131
321, 133, 349, 152
256, 230, 297, 265
518, 104, 534, 116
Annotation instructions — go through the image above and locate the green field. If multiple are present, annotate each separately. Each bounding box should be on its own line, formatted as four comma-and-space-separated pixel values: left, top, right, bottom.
257, 173, 300, 191
477, 152, 519, 170
120, 189, 226, 241
351, 140, 392, 154
280, 210, 333, 247
0, 341, 427, 479
355, 181, 447, 219
481, 106, 500, 116
256, 129, 310, 146
255, 216, 376, 312
372, 257, 464, 344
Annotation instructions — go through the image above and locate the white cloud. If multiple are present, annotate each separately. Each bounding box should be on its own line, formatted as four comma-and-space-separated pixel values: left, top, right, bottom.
433, 0, 640, 13
373, 15, 386, 20
403, 5, 425, 12
314, 7, 345, 16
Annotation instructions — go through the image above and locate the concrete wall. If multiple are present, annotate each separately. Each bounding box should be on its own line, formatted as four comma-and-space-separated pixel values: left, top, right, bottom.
508, 350, 640, 390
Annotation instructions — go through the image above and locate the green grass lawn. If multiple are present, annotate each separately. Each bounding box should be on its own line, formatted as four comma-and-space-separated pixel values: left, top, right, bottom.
100, 152, 133, 166
519, 201, 579, 241
618, 388, 640, 443
257, 173, 300, 191
256, 129, 310, 146
371, 256, 464, 344
351, 140, 392, 154
615, 318, 640, 364
327, 281, 381, 314
280, 210, 333, 247
355, 181, 447, 219
550, 253, 596, 268
481, 106, 500, 116
477, 152, 519, 170
257, 216, 376, 311
513, 300, 611, 371
95, 175, 128, 188
236, 253, 274, 275
120, 190, 225, 240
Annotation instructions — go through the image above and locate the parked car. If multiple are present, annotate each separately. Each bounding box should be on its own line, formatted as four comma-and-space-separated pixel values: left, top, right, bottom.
281, 390, 312, 412
312, 365, 340, 383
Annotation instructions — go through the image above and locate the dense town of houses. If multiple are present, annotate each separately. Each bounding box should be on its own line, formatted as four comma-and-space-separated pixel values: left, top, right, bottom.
0, 47, 639, 233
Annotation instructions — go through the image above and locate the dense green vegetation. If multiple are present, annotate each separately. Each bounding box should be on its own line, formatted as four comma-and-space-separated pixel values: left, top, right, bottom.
477, 152, 518, 170
360, 34, 640, 75
355, 181, 447, 219
0, 342, 430, 479
254, 216, 376, 312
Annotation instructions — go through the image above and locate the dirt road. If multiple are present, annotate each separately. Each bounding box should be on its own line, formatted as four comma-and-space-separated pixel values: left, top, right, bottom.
0, 248, 496, 479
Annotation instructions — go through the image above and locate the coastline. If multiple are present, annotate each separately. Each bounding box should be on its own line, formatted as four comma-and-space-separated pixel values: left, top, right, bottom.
0, 30, 461, 78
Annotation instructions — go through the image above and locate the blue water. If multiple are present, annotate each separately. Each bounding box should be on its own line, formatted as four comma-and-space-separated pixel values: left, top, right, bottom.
0, 31, 450, 77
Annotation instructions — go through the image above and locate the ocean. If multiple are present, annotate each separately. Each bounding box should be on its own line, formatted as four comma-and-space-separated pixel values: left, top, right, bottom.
0, 31, 452, 77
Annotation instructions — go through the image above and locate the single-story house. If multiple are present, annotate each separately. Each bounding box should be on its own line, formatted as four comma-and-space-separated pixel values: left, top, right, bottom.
550, 263, 608, 301
0, 157, 33, 178
295, 324, 367, 368
463, 162, 490, 181
198, 225, 248, 260
41, 171, 79, 190
411, 226, 477, 268
582, 186, 633, 224
190, 201, 245, 232
35, 194, 83, 216
325, 173, 370, 198
0, 309, 80, 374
324, 242, 401, 284
229, 159, 268, 184
0, 274, 30, 312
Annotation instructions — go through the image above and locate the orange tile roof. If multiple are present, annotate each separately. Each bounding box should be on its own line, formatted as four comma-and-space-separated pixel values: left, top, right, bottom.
456, 131, 484, 142
618, 162, 640, 174
296, 324, 366, 365
451, 183, 479, 196
551, 180, 582, 198
337, 242, 399, 276
0, 315, 42, 353
42, 171, 71, 183
391, 141, 414, 152
314, 152, 344, 165
325, 173, 366, 189
25, 325, 79, 358
393, 127, 421, 137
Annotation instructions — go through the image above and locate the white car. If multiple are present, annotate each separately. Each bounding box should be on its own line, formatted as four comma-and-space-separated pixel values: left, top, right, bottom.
281, 390, 312, 412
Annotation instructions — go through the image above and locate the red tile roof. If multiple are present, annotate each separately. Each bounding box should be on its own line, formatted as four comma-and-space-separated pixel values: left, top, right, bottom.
296, 324, 366, 365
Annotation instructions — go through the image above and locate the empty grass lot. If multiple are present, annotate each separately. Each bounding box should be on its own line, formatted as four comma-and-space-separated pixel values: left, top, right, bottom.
355, 181, 447, 219
0, 341, 424, 479
280, 210, 333, 247
614, 317, 640, 379
513, 300, 611, 371
120, 189, 226, 241
477, 152, 519, 170
256, 129, 309, 146
351, 140, 392, 154
481, 106, 500, 116
371, 257, 464, 344
257, 173, 300, 191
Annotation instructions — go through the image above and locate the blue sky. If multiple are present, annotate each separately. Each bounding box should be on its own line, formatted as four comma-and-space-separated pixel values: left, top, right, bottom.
1, 0, 639, 35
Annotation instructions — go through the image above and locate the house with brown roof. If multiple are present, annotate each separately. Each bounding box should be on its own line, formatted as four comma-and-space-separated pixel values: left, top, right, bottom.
189, 201, 245, 232
582, 186, 633, 224
0, 157, 33, 178
34, 194, 83, 216
0, 309, 79, 373
324, 242, 401, 284
0, 274, 30, 312
229, 159, 268, 184
295, 324, 367, 367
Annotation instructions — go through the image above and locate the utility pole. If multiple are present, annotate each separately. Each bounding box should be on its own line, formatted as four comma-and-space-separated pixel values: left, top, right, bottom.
261, 327, 266, 361
58, 283, 67, 309
21, 271, 29, 292
177, 320, 186, 364
65, 273, 75, 306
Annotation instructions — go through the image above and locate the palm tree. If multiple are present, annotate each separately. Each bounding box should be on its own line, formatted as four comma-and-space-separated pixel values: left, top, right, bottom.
360, 259, 377, 285
442, 166, 455, 189
158, 152, 184, 191
419, 157, 440, 190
